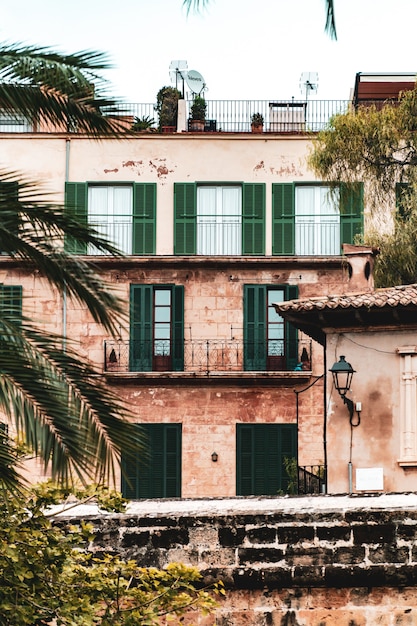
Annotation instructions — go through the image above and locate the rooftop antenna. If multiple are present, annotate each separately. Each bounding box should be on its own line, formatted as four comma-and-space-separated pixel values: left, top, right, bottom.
184, 69, 207, 96
299, 72, 319, 101
169, 60, 188, 97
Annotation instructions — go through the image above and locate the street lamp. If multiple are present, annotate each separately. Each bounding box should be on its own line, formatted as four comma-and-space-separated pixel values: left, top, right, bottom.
329, 355, 357, 423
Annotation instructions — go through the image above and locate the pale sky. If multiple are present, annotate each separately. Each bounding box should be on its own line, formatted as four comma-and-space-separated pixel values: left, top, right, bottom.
1, 0, 417, 104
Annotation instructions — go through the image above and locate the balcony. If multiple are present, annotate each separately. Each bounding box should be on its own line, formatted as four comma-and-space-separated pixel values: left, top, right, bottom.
104, 338, 312, 375
0, 99, 350, 134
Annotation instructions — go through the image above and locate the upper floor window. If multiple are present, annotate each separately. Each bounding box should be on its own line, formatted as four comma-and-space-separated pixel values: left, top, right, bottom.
174, 182, 265, 256
244, 284, 299, 371
272, 182, 363, 256
65, 182, 156, 255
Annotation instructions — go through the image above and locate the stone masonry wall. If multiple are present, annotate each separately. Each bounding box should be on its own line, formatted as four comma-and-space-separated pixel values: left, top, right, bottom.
54, 495, 417, 625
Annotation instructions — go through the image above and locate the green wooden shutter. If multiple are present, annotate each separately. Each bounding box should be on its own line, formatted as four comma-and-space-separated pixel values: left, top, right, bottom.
0, 285, 22, 324
272, 183, 295, 255
244, 285, 266, 371
132, 183, 156, 254
174, 183, 196, 255
236, 424, 297, 495
242, 183, 265, 255
172, 285, 184, 371
129, 285, 152, 371
0, 181, 19, 253
285, 285, 299, 370
340, 182, 364, 247
121, 424, 181, 498
64, 182, 87, 254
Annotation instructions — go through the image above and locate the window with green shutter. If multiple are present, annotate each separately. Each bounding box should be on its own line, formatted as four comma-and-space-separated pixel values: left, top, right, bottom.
174, 182, 265, 255
0, 285, 22, 323
272, 182, 364, 255
130, 284, 184, 372
121, 423, 181, 499
236, 423, 297, 495
0, 181, 20, 254
395, 182, 411, 220
243, 284, 298, 371
65, 182, 156, 255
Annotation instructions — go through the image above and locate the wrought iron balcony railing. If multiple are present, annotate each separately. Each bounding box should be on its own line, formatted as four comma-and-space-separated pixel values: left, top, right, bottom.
298, 465, 327, 495
104, 338, 312, 374
0, 99, 350, 134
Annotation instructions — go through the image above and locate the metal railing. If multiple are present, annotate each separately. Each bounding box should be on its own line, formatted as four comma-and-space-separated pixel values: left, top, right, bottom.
0, 100, 350, 134
298, 465, 326, 494
104, 338, 312, 374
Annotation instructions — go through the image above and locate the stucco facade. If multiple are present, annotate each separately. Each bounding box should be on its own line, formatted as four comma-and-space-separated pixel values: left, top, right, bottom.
1, 129, 362, 497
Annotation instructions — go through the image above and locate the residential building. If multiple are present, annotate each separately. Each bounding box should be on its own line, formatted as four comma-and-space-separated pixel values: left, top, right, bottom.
1, 96, 363, 497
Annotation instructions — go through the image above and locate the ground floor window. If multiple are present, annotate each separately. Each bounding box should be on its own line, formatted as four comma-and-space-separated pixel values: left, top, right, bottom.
121, 424, 182, 499
236, 423, 297, 495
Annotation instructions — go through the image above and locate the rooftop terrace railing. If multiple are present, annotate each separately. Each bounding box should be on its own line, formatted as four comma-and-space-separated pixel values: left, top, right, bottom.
0, 99, 351, 134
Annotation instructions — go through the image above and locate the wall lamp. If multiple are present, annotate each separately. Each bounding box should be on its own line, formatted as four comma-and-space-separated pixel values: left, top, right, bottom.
329, 355, 360, 425
211, 451, 218, 462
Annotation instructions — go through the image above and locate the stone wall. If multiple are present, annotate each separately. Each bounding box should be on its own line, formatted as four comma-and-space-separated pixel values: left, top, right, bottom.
54, 494, 417, 625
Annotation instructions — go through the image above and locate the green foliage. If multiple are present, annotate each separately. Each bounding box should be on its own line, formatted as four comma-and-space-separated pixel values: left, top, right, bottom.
131, 115, 156, 132
0, 45, 144, 488
309, 88, 417, 286
155, 86, 181, 130
283, 456, 298, 495
251, 112, 264, 126
191, 95, 207, 121
0, 485, 223, 625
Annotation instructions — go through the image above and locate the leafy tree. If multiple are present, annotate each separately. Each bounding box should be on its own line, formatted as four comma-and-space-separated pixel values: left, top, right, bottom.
0, 484, 222, 625
0, 44, 142, 490
309, 88, 417, 286
183, 0, 337, 39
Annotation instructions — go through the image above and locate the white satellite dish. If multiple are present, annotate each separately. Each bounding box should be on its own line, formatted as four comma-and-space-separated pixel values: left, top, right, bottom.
299, 72, 319, 100
185, 70, 206, 95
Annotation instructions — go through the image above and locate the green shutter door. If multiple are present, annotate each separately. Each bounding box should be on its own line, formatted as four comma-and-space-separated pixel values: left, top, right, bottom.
285, 285, 299, 370
174, 183, 196, 255
129, 285, 152, 371
0, 181, 19, 253
132, 183, 156, 254
121, 424, 181, 498
236, 424, 297, 496
340, 182, 364, 248
244, 285, 266, 371
172, 285, 184, 371
242, 183, 265, 255
272, 183, 295, 255
64, 182, 87, 254
396, 182, 410, 219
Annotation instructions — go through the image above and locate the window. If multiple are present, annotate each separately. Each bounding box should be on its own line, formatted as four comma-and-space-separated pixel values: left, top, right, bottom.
398, 347, 417, 466
236, 424, 297, 495
174, 183, 265, 255
121, 424, 181, 498
0, 285, 22, 322
272, 182, 363, 255
0, 112, 32, 132
65, 182, 156, 255
244, 284, 298, 371
130, 284, 184, 372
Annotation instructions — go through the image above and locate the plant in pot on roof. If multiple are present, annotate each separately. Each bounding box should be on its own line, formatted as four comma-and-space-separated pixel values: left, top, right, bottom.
155, 86, 181, 132
189, 94, 207, 132
251, 112, 264, 133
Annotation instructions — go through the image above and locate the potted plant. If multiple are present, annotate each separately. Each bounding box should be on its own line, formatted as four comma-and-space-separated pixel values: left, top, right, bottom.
251, 112, 264, 133
155, 86, 181, 132
189, 95, 207, 132
131, 115, 156, 132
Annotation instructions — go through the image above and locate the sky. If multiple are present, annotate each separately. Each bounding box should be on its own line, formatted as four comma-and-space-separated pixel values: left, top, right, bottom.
1, 0, 417, 104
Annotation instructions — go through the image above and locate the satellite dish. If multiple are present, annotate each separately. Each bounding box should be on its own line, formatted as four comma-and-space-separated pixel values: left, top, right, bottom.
185, 70, 206, 95
169, 60, 188, 95
299, 72, 319, 100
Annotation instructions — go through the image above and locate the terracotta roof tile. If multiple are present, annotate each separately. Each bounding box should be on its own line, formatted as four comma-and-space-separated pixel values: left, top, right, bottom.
276, 284, 417, 314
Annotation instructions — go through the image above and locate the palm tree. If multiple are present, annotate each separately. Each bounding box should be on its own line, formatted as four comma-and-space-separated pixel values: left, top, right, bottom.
0, 44, 142, 490
183, 0, 337, 39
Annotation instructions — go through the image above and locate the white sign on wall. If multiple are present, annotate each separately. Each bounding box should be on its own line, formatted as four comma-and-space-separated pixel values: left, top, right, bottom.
356, 467, 384, 491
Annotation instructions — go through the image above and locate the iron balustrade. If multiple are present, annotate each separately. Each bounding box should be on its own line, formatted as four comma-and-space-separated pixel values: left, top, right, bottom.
104, 338, 312, 374
298, 465, 327, 495
0, 100, 350, 134
294, 218, 341, 256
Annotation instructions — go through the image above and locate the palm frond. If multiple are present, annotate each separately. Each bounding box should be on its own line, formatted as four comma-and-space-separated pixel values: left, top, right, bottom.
324, 0, 337, 40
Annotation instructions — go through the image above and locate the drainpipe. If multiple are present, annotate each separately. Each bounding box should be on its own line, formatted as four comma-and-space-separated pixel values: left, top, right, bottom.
63, 138, 70, 350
